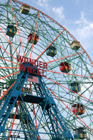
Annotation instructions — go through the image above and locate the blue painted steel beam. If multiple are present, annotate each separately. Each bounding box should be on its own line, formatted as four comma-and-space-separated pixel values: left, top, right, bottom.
0, 63, 74, 139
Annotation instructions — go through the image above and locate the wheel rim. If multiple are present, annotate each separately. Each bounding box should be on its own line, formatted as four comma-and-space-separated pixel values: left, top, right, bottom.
0, 0, 93, 139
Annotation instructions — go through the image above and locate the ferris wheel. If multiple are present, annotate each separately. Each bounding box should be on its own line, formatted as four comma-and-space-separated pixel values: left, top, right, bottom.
0, 0, 93, 139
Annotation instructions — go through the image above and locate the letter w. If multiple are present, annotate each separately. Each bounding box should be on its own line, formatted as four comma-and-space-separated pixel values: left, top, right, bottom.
17, 55, 23, 63
20, 64, 27, 71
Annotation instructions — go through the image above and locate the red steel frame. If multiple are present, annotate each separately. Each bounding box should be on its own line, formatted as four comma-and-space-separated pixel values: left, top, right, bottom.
0, 1, 92, 139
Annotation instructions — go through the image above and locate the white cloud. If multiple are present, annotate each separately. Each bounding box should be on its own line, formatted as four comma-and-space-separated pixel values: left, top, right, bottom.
71, 11, 93, 49
52, 6, 64, 19
75, 12, 88, 26
74, 12, 93, 38
36, 0, 49, 7
68, 11, 93, 59
89, 23, 93, 28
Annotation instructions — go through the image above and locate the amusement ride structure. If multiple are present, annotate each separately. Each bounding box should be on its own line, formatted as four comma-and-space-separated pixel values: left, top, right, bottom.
0, 0, 93, 139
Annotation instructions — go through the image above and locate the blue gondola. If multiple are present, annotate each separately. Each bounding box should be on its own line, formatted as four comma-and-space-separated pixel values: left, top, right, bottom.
46, 46, 57, 57
74, 132, 87, 139
6, 25, 17, 37
74, 127, 87, 139
70, 82, 81, 92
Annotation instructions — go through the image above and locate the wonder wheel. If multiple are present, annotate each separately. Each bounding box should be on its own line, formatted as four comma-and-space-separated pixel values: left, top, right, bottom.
0, 0, 93, 139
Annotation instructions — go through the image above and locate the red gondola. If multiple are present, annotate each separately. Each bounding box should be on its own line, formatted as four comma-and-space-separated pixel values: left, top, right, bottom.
28, 33, 39, 45
59, 62, 71, 73
72, 103, 85, 115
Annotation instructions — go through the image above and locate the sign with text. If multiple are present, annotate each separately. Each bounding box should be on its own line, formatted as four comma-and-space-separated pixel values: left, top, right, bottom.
17, 55, 47, 77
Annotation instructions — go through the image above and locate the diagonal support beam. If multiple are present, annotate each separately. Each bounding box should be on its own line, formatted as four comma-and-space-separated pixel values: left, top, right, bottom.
36, 29, 65, 61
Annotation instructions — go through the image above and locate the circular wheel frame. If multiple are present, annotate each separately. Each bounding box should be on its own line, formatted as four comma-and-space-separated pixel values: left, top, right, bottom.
0, 0, 93, 139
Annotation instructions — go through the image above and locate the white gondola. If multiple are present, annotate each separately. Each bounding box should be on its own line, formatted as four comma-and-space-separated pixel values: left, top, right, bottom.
70, 40, 80, 50
20, 4, 30, 15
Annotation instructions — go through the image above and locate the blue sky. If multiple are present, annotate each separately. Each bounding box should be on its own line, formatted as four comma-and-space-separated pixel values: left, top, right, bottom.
30, 0, 93, 61
0, 1, 93, 139
1, 0, 93, 61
